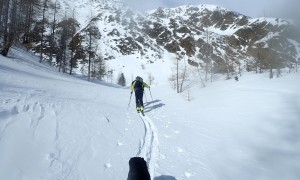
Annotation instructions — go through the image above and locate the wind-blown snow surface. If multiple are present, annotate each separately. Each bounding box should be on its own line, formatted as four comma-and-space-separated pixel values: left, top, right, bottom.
1, 47, 300, 180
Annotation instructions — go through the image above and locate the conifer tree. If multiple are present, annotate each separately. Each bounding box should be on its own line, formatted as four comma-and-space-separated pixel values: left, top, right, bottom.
69, 33, 84, 75
1, 0, 12, 56
84, 24, 101, 81
48, 0, 58, 65
57, 17, 79, 73
118, 73, 126, 86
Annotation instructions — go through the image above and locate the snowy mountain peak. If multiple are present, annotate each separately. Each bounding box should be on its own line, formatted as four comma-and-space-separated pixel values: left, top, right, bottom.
18, 0, 300, 82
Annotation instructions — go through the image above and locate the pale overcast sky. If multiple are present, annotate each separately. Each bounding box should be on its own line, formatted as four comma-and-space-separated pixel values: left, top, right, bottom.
125, 0, 299, 19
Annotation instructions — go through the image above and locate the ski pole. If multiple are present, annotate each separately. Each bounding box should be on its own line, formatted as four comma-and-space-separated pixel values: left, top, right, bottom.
127, 92, 132, 110
144, 91, 148, 104
149, 88, 154, 103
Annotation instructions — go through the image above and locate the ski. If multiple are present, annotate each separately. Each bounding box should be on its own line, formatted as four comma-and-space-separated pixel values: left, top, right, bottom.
140, 110, 145, 116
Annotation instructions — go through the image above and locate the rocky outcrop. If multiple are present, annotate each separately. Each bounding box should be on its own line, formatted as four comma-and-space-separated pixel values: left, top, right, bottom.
77, 1, 299, 72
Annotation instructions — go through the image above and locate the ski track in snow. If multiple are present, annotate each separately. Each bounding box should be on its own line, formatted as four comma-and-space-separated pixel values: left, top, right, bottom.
136, 113, 159, 178
0, 105, 19, 140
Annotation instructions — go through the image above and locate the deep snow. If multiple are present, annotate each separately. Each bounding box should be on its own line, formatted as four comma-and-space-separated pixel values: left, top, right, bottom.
1, 47, 300, 180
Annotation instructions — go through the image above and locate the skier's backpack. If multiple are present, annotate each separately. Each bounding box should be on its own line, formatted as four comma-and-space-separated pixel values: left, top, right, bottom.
134, 76, 143, 91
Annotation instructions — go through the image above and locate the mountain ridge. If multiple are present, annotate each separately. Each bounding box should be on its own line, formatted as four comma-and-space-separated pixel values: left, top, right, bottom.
43, 0, 300, 79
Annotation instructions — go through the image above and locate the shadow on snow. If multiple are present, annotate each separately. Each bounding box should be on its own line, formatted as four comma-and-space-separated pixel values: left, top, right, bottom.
144, 100, 165, 113
154, 175, 177, 180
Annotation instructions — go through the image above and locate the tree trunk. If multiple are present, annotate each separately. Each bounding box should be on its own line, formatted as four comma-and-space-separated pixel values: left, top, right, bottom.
88, 32, 92, 81
196, 63, 206, 88
40, 0, 47, 63
0, 0, 4, 36
69, 37, 75, 75
49, 0, 57, 65
1, 0, 10, 52
1, 0, 18, 57
269, 67, 273, 79
225, 56, 230, 79
176, 55, 179, 93
205, 60, 208, 82
179, 58, 187, 93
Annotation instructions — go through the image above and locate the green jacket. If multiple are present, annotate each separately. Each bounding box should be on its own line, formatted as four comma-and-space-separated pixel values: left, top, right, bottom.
131, 81, 150, 92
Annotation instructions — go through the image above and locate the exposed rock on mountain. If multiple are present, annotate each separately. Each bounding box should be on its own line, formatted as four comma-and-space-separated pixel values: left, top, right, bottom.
54, 1, 300, 73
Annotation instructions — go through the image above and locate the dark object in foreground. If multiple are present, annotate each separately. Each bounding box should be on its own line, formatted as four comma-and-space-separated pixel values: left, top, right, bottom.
127, 157, 151, 180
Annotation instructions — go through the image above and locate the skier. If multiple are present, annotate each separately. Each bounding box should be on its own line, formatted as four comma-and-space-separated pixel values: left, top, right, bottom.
131, 76, 150, 113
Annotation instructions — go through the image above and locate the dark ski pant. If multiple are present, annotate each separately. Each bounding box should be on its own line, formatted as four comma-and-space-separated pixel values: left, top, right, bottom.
135, 90, 144, 109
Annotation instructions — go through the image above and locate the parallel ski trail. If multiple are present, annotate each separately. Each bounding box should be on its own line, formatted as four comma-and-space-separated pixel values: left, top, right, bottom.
136, 113, 159, 178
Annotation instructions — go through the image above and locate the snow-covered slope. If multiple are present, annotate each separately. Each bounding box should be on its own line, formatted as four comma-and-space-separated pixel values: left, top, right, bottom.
1, 46, 300, 180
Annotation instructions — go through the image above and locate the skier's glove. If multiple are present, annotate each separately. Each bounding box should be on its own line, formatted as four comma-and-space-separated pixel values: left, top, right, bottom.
130, 91, 133, 94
